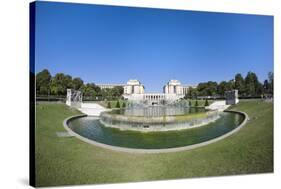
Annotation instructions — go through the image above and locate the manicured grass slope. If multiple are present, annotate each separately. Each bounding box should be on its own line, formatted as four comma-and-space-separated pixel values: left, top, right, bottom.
35, 100, 273, 187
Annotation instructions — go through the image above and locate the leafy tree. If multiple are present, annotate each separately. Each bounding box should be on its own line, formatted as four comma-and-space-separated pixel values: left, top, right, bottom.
197, 81, 218, 96
197, 83, 208, 96
217, 81, 232, 96
36, 69, 51, 95
244, 72, 262, 96
206, 81, 218, 96
189, 100, 192, 106
204, 99, 209, 106
93, 85, 101, 95
82, 83, 100, 98
263, 79, 270, 94
50, 73, 72, 95
98, 86, 124, 100
112, 86, 124, 97
188, 87, 198, 99
268, 72, 273, 95
195, 100, 198, 107
116, 101, 120, 108
107, 102, 111, 109
101, 88, 114, 100
234, 73, 245, 96
72, 77, 84, 90
228, 79, 235, 90
256, 82, 264, 96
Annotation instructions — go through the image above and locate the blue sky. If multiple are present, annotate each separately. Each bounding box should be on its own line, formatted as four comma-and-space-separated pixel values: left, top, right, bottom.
34, 1, 273, 92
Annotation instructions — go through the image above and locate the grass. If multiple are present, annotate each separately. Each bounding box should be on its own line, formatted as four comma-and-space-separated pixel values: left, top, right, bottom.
35, 100, 273, 187
97, 100, 127, 108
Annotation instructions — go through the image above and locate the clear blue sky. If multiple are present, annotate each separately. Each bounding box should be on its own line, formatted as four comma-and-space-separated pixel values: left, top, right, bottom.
34, 1, 273, 92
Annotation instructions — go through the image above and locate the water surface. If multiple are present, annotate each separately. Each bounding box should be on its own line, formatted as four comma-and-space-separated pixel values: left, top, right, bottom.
68, 112, 244, 149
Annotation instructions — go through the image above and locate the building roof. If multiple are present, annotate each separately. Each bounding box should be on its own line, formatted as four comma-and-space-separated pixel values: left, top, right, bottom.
127, 79, 142, 85
167, 79, 181, 85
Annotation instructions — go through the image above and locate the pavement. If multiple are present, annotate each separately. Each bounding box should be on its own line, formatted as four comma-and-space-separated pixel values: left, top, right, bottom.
78, 102, 107, 116
206, 100, 230, 112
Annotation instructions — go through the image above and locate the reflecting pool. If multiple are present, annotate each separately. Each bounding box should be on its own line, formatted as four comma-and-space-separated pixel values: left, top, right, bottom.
68, 112, 244, 149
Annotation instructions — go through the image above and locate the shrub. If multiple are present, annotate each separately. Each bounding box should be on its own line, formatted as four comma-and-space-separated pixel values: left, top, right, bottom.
204, 99, 209, 106
122, 102, 126, 108
195, 100, 199, 107
116, 101, 120, 108
107, 102, 111, 109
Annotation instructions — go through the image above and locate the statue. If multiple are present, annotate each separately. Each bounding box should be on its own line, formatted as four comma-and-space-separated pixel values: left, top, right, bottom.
66, 89, 82, 108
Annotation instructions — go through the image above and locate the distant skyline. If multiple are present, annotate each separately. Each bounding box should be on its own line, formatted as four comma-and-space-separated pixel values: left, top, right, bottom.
35, 2, 273, 92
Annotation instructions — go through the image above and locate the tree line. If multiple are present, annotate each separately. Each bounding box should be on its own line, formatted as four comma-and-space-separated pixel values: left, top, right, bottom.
36, 69, 273, 100
186, 71, 273, 99
36, 69, 124, 100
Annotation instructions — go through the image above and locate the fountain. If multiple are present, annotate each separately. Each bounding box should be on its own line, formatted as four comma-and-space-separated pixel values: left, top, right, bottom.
63, 84, 247, 152
65, 100, 247, 151
99, 103, 221, 131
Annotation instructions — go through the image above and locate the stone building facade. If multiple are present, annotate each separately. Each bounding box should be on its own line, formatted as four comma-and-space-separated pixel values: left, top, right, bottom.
123, 79, 186, 104
96, 83, 126, 89
163, 80, 184, 95
97, 79, 195, 104
123, 79, 145, 95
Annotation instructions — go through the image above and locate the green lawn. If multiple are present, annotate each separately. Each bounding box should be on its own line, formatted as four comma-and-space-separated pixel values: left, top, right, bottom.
35, 100, 273, 187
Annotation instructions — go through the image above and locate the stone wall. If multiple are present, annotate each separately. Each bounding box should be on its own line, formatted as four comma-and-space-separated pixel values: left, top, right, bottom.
99, 110, 220, 132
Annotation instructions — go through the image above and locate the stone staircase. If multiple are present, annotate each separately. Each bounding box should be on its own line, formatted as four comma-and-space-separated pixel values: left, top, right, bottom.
78, 102, 107, 116
206, 100, 230, 112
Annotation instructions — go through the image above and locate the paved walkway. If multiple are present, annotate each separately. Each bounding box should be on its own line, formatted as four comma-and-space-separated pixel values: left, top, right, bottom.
206, 100, 230, 112
78, 102, 107, 116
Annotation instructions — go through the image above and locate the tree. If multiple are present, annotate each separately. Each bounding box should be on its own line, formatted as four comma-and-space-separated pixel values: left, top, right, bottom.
244, 72, 262, 96
188, 87, 198, 99
197, 83, 208, 96
263, 79, 270, 94
81, 83, 102, 100
189, 100, 192, 106
36, 69, 51, 95
228, 79, 235, 90
72, 77, 84, 90
256, 82, 264, 96
197, 81, 218, 96
49, 73, 72, 95
116, 101, 120, 108
195, 100, 198, 107
217, 81, 232, 96
207, 81, 218, 96
101, 88, 113, 100
234, 73, 245, 96
268, 72, 273, 95
204, 99, 209, 106
112, 86, 124, 98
